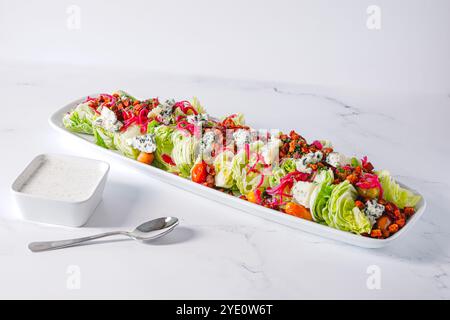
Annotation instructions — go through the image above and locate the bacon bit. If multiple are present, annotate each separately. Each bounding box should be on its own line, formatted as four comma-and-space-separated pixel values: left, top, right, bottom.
404, 207, 415, 217
355, 200, 365, 209
301, 147, 309, 154
361, 156, 375, 172
309, 163, 318, 171
289, 130, 301, 140
370, 229, 382, 238
395, 218, 406, 227
394, 209, 401, 219
322, 147, 333, 155
385, 202, 396, 213
364, 162, 374, 172
346, 174, 358, 184
289, 140, 296, 153
388, 223, 399, 234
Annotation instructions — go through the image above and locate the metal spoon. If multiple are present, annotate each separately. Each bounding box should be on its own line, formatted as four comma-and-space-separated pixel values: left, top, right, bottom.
28, 217, 179, 252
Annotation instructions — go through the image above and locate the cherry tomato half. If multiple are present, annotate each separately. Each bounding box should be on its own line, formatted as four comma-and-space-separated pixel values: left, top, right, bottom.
192, 162, 208, 184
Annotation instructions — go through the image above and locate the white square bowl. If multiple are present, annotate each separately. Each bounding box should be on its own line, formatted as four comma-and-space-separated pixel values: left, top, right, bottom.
11, 154, 110, 227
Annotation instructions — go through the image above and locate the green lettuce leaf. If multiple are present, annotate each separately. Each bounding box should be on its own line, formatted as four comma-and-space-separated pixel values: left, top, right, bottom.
231, 141, 268, 195
326, 180, 371, 234
268, 166, 286, 188
309, 169, 334, 223
171, 131, 198, 178
281, 158, 297, 173
63, 102, 96, 134
151, 125, 176, 171
213, 150, 235, 189
376, 170, 421, 209
93, 126, 116, 150
113, 125, 141, 159
191, 97, 206, 114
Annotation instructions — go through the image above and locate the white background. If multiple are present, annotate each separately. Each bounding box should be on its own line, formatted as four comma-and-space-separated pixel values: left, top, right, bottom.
1, 0, 449, 93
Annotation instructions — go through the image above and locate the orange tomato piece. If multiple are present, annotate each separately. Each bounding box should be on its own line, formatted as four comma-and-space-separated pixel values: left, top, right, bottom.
285, 202, 313, 221
246, 191, 257, 203
137, 152, 154, 165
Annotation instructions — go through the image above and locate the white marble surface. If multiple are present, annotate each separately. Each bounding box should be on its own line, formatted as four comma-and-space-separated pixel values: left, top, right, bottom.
0, 61, 449, 299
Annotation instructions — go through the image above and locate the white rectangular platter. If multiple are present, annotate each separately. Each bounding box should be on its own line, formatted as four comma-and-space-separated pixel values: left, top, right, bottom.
49, 96, 426, 248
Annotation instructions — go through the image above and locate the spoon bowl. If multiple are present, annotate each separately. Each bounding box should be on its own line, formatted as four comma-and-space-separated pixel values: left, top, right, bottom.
130, 217, 179, 240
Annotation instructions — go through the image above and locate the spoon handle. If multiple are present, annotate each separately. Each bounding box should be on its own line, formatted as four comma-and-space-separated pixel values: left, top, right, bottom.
28, 231, 129, 252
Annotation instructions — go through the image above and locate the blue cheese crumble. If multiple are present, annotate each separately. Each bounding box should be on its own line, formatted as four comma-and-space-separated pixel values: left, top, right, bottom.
93, 107, 123, 132
292, 181, 317, 208
149, 99, 175, 125
127, 134, 157, 153
295, 151, 323, 174
186, 113, 209, 126
200, 131, 216, 153
326, 152, 350, 168
233, 129, 251, 148
364, 199, 385, 225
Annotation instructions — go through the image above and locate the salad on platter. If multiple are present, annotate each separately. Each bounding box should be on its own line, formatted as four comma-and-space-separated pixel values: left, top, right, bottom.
63, 91, 422, 239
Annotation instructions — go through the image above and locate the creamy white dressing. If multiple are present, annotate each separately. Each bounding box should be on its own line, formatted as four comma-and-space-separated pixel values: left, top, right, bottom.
20, 157, 104, 202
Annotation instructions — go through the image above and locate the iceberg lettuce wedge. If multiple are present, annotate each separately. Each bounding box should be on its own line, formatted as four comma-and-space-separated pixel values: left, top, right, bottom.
326, 180, 371, 234
214, 150, 235, 189
93, 126, 116, 150
63, 102, 96, 134
376, 170, 421, 209
171, 131, 198, 178
151, 125, 176, 171
113, 125, 141, 159
309, 169, 334, 223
